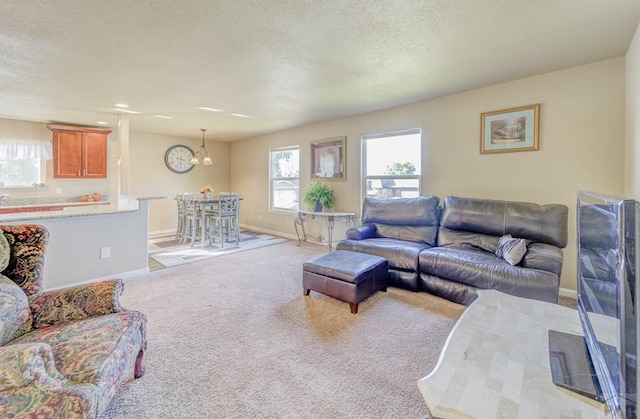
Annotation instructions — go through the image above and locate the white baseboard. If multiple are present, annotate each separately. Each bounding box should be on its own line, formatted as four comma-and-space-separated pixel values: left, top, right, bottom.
558, 287, 577, 299
148, 229, 175, 239
238, 223, 299, 242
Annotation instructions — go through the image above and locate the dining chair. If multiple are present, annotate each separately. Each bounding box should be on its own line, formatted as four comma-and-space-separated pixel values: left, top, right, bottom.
175, 193, 187, 242
181, 193, 204, 247
208, 193, 240, 248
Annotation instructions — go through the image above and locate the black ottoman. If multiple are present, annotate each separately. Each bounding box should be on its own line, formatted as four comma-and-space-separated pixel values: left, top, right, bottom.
303, 250, 389, 314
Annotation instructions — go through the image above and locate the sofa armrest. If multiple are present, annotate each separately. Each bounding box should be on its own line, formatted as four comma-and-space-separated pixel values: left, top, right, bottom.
345, 224, 376, 240
28, 279, 125, 329
0, 342, 65, 391
522, 243, 564, 276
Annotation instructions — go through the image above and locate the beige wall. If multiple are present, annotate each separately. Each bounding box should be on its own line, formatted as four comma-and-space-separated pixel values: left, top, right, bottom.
627, 22, 640, 199
231, 58, 627, 292
128, 131, 231, 235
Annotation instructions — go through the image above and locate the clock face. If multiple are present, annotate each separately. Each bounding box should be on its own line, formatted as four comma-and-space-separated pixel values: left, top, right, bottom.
165, 145, 195, 174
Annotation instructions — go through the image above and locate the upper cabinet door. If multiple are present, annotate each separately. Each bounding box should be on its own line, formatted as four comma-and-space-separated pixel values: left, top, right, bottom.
49, 125, 111, 178
53, 130, 83, 178
82, 132, 108, 178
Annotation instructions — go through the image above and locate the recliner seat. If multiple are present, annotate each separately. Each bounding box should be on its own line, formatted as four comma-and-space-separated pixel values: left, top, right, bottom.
336, 196, 440, 291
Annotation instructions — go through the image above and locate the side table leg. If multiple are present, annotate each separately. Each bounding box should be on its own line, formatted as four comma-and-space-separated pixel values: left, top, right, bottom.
294, 215, 306, 247
327, 217, 335, 252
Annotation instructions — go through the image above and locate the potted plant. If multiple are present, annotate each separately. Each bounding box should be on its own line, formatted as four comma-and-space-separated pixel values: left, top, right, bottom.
303, 181, 334, 212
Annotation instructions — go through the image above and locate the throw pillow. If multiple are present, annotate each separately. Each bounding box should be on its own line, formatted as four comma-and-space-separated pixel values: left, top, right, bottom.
0, 274, 32, 345
496, 234, 530, 266
0, 231, 9, 272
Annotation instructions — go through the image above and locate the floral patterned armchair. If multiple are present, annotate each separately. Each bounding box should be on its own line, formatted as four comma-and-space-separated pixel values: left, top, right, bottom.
0, 224, 147, 418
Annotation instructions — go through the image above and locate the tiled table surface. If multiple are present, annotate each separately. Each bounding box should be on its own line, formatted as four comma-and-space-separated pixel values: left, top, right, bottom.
417, 290, 612, 419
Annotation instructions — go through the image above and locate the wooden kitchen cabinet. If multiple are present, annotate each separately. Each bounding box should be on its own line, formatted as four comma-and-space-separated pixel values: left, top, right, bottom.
48, 124, 111, 178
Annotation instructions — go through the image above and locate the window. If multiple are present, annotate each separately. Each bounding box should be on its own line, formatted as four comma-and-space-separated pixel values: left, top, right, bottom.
270, 146, 300, 211
0, 139, 51, 187
362, 128, 421, 200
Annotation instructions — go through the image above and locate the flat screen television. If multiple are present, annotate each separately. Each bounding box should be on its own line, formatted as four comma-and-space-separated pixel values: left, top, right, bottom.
549, 191, 639, 418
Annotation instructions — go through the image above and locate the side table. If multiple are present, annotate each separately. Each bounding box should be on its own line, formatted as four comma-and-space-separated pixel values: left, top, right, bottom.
294, 210, 355, 251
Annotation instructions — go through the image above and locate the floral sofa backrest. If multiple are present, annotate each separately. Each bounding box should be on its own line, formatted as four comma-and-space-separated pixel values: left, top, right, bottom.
0, 224, 48, 346
0, 224, 48, 296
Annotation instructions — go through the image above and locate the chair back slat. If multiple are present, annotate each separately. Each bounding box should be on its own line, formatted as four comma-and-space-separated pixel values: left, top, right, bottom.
218, 194, 240, 217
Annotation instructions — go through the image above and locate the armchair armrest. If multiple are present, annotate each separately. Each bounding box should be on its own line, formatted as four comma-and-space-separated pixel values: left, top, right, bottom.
0, 342, 64, 391
522, 243, 564, 276
28, 279, 125, 329
345, 224, 377, 240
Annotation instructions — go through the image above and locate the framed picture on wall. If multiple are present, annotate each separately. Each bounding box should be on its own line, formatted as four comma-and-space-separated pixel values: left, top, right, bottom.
480, 104, 540, 154
311, 136, 346, 181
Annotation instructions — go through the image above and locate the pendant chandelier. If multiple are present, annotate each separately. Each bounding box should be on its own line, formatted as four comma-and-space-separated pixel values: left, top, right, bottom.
190, 128, 213, 165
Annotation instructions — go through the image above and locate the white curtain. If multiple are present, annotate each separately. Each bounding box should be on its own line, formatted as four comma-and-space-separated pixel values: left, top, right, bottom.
0, 139, 53, 160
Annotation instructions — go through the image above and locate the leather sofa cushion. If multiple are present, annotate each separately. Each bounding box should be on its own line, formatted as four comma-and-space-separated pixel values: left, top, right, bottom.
521, 243, 564, 275
439, 196, 568, 248
438, 229, 500, 253
336, 238, 431, 272
419, 246, 559, 302
361, 196, 440, 245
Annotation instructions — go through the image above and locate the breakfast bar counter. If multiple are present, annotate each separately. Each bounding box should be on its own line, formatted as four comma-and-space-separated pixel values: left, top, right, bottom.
0, 196, 166, 290
0, 196, 164, 222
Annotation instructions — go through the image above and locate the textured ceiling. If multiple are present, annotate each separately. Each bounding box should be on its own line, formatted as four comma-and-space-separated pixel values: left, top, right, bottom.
0, 1, 639, 142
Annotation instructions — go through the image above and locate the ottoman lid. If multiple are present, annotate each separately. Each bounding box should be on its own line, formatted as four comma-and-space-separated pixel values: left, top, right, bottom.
303, 250, 388, 284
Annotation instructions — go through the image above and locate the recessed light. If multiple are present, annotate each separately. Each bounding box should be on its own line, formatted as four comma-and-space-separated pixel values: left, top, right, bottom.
198, 107, 223, 112
114, 103, 130, 108
153, 115, 173, 119
110, 108, 139, 114
96, 121, 109, 125
230, 113, 251, 118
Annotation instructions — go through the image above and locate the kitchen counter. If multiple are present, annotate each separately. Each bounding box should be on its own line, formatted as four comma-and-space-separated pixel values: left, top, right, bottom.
0, 201, 110, 210
0, 196, 165, 222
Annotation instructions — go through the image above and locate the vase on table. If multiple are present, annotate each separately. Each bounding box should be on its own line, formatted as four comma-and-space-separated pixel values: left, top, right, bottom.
204, 192, 213, 199
314, 202, 323, 212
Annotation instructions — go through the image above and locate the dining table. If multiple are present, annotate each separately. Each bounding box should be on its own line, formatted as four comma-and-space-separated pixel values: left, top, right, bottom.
189, 194, 243, 246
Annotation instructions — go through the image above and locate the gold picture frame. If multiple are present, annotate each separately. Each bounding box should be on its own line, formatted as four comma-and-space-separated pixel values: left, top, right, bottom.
480, 104, 540, 154
310, 136, 346, 181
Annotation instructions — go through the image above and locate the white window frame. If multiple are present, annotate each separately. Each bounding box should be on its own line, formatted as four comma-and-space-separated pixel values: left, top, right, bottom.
269, 146, 300, 212
361, 128, 422, 202
0, 139, 51, 188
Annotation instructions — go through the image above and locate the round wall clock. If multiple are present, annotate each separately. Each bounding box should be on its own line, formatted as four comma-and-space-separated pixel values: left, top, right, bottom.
164, 145, 195, 174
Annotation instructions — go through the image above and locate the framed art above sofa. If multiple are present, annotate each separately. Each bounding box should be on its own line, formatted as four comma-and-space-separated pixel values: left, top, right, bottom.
480, 103, 540, 154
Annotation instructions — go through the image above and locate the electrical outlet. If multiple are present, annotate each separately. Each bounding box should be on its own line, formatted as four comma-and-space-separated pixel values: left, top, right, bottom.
100, 247, 111, 259
56, 187, 62, 194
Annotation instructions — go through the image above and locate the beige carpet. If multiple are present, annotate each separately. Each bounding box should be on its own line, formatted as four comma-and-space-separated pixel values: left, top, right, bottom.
101, 241, 465, 418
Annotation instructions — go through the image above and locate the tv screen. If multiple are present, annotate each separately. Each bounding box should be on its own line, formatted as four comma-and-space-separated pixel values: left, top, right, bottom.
576, 191, 638, 418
